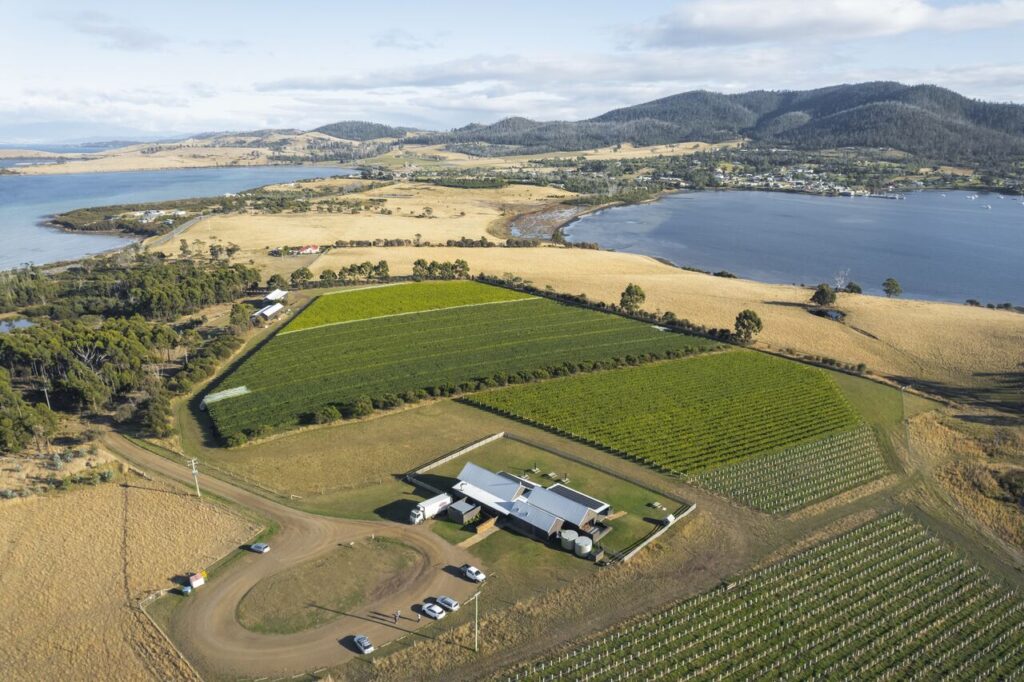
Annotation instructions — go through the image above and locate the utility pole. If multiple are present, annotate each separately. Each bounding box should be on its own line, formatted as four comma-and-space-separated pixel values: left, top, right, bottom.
187, 458, 201, 497
468, 590, 481, 653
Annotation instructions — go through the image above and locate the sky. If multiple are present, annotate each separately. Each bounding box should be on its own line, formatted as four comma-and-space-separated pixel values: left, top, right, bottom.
2, 0, 1024, 142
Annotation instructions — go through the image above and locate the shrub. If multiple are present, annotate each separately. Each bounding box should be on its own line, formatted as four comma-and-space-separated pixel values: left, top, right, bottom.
226, 432, 248, 447
344, 396, 374, 418
313, 405, 341, 424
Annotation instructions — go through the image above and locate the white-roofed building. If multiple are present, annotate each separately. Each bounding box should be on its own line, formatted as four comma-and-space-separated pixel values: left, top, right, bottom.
451, 462, 611, 541
265, 288, 288, 303
252, 302, 284, 322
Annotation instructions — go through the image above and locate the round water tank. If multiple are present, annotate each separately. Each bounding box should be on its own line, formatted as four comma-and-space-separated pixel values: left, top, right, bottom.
560, 530, 578, 551
574, 535, 594, 557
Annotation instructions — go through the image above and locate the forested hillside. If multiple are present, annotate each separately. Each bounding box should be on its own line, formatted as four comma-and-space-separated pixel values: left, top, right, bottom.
314, 120, 415, 141
399, 82, 1024, 162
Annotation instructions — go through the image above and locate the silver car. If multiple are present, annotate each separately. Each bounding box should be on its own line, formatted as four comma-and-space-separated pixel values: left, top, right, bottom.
353, 635, 374, 654
435, 595, 460, 612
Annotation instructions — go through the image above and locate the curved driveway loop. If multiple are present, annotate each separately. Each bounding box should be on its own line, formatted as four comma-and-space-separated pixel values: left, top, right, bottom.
105, 434, 480, 678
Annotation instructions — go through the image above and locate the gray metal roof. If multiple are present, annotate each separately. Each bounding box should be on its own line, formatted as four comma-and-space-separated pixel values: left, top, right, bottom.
525, 486, 597, 528
457, 462, 524, 502
508, 500, 563, 536
450, 498, 479, 513
547, 483, 610, 512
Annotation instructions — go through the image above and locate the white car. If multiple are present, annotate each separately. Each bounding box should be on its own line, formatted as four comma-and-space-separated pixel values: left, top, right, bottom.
421, 602, 446, 620
460, 564, 486, 582
249, 543, 271, 554
435, 595, 460, 612
353, 635, 374, 654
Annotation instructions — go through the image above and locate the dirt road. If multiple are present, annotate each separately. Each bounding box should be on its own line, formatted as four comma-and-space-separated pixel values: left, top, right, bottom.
104, 434, 480, 679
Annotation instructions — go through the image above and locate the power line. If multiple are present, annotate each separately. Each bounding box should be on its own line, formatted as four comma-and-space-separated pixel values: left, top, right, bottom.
187, 458, 201, 497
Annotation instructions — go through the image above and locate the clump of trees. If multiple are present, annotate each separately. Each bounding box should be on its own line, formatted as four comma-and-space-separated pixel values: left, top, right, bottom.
0, 368, 59, 453
2, 255, 260, 321
281, 261, 391, 289
412, 259, 471, 280
0, 256, 260, 448
620, 283, 646, 313
811, 283, 837, 307
733, 309, 763, 343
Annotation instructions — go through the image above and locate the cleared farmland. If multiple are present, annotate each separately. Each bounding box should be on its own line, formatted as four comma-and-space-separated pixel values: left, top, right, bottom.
506, 513, 1024, 681
282, 280, 532, 332
466, 352, 860, 474
207, 295, 715, 438
694, 425, 890, 513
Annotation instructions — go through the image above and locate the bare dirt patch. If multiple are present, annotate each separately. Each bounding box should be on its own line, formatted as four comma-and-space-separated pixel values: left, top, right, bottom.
0, 476, 258, 680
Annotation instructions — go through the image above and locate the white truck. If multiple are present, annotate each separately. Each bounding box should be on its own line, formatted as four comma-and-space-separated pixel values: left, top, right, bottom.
409, 493, 453, 524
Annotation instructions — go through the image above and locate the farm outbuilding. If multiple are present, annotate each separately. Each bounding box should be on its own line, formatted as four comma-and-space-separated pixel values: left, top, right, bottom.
447, 498, 481, 525
252, 302, 284, 322
265, 288, 288, 303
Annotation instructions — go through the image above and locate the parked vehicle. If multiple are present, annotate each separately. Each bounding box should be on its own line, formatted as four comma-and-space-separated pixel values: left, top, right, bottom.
421, 602, 446, 620
460, 564, 486, 582
409, 493, 453, 524
249, 543, 271, 554
435, 595, 460, 612
353, 635, 374, 654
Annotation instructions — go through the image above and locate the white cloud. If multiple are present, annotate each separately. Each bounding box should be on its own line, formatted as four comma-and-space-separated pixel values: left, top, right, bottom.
64, 11, 170, 51
256, 47, 799, 94
640, 0, 1024, 46
373, 29, 438, 50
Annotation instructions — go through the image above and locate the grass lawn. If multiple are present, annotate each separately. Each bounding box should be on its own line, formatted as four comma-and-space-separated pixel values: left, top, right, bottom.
428, 437, 671, 554
466, 528, 597, 609
235, 537, 421, 634
429, 519, 477, 545
177, 400, 523, 504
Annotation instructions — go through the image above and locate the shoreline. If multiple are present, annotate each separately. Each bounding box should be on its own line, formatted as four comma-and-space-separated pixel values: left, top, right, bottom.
558, 187, 1024, 307
5, 159, 351, 177
1, 165, 355, 273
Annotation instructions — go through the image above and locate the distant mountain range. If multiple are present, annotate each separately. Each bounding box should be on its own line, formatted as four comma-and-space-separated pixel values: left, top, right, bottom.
313, 82, 1024, 162
21, 82, 1021, 164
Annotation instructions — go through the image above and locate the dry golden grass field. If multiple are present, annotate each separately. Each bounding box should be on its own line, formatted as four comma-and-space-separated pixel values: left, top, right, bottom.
0, 477, 258, 681
151, 182, 576, 261
0, 149, 65, 159
361, 140, 744, 170
157, 176, 1022, 406
13, 131, 339, 175
0, 448, 114, 494
908, 412, 1024, 554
